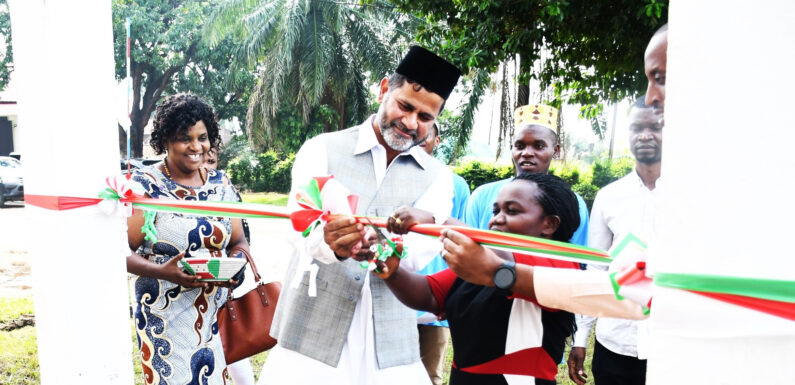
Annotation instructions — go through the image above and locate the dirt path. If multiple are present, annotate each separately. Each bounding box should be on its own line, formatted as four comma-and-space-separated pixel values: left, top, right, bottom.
0, 204, 33, 298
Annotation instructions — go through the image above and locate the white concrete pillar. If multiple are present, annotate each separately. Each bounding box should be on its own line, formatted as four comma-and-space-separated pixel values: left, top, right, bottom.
8, 1, 135, 384
648, 1, 795, 383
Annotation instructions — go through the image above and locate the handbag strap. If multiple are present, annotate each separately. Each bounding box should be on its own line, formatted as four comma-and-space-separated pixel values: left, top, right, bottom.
225, 246, 270, 319
228, 247, 262, 283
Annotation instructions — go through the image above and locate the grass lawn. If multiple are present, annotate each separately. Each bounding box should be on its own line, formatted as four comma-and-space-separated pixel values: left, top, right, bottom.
1, 293, 597, 385
0, 296, 38, 385
240, 192, 288, 206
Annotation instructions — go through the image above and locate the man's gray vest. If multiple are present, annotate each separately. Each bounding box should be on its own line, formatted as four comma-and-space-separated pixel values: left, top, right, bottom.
270, 124, 442, 369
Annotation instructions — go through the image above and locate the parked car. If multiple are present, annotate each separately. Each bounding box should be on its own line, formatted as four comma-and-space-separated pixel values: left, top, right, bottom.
120, 158, 160, 174
0, 156, 24, 208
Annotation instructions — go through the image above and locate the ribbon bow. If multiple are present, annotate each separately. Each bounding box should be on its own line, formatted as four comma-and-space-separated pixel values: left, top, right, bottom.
607, 233, 653, 314
610, 261, 653, 315
290, 176, 358, 237
289, 176, 358, 296
97, 175, 140, 217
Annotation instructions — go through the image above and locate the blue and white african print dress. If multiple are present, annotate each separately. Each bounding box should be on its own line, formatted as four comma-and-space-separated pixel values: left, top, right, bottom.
131, 165, 239, 385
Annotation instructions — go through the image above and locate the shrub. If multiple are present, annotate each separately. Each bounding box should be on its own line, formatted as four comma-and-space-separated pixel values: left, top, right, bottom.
252, 152, 280, 191
218, 135, 249, 170
572, 182, 599, 210
225, 151, 295, 193
271, 153, 295, 193
227, 153, 254, 188
453, 160, 513, 191
592, 157, 635, 188
549, 162, 583, 186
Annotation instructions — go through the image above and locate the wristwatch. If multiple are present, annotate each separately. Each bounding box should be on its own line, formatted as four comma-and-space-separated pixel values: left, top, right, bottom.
493, 260, 517, 295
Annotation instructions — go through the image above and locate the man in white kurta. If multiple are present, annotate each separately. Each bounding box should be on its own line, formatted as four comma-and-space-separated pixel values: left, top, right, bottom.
258, 46, 461, 385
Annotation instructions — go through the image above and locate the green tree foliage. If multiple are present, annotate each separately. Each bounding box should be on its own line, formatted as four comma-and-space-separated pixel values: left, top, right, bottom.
112, 0, 256, 157
0, 0, 13, 93
452, 160, 513, 191
227, 150, 295, 192
387, 0, 667, 137
390, 0, 666, 103
550, 157, 635, 209
205, 0, 418, 151
591, 157, 635, 189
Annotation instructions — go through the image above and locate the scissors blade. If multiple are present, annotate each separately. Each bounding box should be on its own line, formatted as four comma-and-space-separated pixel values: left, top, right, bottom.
364, 215, 389, 243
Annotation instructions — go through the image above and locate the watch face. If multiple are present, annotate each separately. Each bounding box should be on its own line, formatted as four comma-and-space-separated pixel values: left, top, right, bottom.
494, 267, 515, 289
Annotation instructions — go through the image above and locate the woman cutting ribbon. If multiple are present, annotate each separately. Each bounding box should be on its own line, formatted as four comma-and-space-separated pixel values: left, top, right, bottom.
378, 173, 587, 385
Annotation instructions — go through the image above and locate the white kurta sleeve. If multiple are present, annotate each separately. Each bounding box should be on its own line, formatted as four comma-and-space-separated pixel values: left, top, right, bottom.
533, 266, 648, 320
288, 137, 338, 265
398, 167, 454, 272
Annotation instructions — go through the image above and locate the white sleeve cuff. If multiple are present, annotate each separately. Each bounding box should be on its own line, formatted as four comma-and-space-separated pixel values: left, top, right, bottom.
533, 266, 648, 320
572, 314, 595, 347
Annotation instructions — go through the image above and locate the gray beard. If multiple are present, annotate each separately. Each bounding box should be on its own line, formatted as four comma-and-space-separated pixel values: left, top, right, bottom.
379, 116, 415, 152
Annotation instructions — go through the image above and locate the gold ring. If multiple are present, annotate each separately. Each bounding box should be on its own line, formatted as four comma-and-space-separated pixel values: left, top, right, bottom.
394, 217, 403, 225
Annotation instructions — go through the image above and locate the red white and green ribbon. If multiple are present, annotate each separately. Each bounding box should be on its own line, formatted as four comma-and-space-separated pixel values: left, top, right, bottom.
609, 262, 653, 315
367, 220, 611, 265
23, 174, 795, 322
605, 233, 795, 321
654, 273, 795, 321
26, 176, 611, 265
606, 234, 653, 314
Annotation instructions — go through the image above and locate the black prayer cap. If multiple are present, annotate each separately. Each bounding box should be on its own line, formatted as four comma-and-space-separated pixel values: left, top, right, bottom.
395, 46, 462, 100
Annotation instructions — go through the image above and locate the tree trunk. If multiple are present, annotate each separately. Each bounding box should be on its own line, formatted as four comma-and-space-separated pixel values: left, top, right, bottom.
129, 110, 148, 158
495, 62, 512, 160
608, 103, 618, 163
125, 43, 197, 158
118, 124, 126, 157
557, 104, 565, 161
516, 54, 530, 107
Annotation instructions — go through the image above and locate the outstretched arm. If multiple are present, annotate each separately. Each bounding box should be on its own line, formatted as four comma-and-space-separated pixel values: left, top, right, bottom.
440, 229, 646, 319
381, 264, 441, 314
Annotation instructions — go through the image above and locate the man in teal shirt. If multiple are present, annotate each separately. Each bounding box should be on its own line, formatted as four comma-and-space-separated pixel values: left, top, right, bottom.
464, 104, 589, 246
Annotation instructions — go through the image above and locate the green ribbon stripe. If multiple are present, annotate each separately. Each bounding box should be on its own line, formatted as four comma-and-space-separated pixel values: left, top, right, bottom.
654, 273, 795, 303
475, 226, 606, 256
485, 242, 613, 264
132, 203, 287, 220
98, 188, 120, 200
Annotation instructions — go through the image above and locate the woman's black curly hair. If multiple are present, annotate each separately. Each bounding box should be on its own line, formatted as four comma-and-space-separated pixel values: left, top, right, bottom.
512, 172, 580, 242
149, 93, 221, 155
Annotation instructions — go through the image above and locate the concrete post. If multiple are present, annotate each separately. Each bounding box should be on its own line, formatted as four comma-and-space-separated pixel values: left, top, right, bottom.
648, 1, 795, 383
8, 0, 135, 383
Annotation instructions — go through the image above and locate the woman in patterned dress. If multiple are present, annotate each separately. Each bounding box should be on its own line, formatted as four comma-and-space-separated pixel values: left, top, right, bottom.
126, 93, 250, 385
